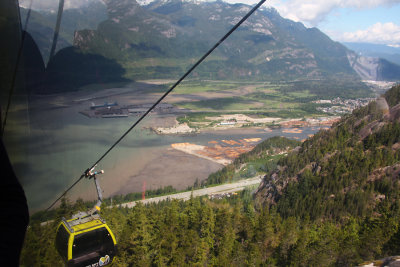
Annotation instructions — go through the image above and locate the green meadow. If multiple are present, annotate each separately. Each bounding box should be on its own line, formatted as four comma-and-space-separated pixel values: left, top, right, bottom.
171, 81, 325, 125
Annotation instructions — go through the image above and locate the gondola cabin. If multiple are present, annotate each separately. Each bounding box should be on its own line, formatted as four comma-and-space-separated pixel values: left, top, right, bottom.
55, 213, 117, 267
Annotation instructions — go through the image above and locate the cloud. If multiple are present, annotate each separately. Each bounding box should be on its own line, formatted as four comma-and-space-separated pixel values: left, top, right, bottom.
272, 0, 400, 26
339, 22, 400, 45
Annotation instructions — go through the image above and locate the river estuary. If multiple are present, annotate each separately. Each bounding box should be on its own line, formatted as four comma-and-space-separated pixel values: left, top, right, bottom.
3, 84, 327, 212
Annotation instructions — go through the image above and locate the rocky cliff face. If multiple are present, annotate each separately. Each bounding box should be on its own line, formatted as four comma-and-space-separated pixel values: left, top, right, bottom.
347, 52, 379, 80
347, 51, 400, 81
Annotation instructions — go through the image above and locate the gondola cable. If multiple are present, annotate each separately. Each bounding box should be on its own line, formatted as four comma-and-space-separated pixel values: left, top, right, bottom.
45, 0, 267, 210
48, 0, 64, 64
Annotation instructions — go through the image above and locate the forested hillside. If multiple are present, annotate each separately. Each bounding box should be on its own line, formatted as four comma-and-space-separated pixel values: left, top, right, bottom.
21, 84, 400, 266
255, 84, 400, 220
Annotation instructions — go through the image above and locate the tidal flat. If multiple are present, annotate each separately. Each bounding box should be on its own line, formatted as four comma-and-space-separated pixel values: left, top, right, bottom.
3, 81, 325, 212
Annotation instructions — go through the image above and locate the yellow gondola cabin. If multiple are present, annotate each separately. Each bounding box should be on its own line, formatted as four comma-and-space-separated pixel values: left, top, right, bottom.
55, 212, 117, 267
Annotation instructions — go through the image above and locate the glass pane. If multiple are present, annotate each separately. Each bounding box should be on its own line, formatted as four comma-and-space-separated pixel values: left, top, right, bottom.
55, 225, 69, 260
72, 229, 100, 258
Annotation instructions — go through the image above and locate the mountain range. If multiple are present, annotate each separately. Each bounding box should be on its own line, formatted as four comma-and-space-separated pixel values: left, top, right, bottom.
344, 42, 400, 66
20, 0, 400, 94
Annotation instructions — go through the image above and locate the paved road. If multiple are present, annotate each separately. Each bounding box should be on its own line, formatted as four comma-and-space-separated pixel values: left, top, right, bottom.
40, 177, 262, 226
119, 176, 262, 208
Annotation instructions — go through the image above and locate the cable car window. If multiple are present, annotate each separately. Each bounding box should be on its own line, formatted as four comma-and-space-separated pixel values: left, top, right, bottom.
55, 225, 69, 260
72, 230, 99, 258
99, 227, 114, 251
72, 227, 113, 258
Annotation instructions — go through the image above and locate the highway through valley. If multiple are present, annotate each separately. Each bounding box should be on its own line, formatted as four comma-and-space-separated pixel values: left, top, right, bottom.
119, 176, 263, 208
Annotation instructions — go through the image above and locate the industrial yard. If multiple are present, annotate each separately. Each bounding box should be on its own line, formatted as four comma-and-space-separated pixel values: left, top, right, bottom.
79, 102, 184, 118
171, 138, 262, 165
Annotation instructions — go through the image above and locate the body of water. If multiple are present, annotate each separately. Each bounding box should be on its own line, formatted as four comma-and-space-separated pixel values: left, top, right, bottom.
3, 90, 326, 212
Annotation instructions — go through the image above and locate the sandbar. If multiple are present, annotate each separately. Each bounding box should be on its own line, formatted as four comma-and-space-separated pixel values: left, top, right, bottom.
112, 148, 223, 196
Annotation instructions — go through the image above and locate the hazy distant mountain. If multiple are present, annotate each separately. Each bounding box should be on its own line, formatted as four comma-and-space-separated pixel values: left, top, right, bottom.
343, 42, 400, 66
23, 0, 400, 94
20, 8, 71, 64
344, 42, 400, 81
347, 52, 400, 81
20, 1, 107, 64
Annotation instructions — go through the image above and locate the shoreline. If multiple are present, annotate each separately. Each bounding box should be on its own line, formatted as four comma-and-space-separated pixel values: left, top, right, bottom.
152, 117, 338, 136
20, 84, 337, 212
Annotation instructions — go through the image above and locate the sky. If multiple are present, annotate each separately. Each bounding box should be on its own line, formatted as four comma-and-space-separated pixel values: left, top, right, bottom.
239, 0, 400, 47
19, 0, 400, 47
